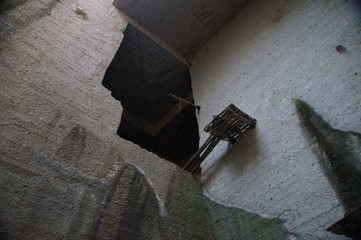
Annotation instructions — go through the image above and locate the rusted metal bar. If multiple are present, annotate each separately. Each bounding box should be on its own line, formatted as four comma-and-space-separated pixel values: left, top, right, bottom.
169, 93, 201, 110
183, 135, 213, 171
190, 136, 220, 173
183, 103, 257, 174
190, 138, 217, 172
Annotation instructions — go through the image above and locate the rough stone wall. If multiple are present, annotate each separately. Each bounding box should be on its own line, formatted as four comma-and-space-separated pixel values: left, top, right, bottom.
2, 0, 360, 239
190, 0, 361, 239
0, 1, 216, 239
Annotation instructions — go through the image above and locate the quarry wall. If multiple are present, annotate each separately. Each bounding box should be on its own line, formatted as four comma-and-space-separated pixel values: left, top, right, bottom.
1, 1, 297, 239
1, 0, 360, 239
190, 0, 361, 239
0, 0, 214, 239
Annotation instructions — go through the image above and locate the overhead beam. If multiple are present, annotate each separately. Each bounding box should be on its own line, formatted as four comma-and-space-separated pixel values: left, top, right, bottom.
122, 93, 195, 135
114, 8, 190, 66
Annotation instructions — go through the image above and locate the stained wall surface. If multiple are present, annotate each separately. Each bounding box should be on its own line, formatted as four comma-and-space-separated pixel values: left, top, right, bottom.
190, 0, 361, 239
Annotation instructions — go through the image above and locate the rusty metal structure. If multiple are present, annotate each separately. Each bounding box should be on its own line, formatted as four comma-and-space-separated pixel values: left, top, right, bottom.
183, 104, 257, 173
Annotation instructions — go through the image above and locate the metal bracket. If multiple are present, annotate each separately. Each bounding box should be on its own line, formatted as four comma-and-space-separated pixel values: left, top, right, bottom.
183, 104, 256, 174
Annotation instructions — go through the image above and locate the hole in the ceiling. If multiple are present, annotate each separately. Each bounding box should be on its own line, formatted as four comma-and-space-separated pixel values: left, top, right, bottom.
102, 24, 200, 168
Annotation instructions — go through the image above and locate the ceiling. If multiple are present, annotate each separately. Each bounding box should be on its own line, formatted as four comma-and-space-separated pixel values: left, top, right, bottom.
113, 0, 249, 58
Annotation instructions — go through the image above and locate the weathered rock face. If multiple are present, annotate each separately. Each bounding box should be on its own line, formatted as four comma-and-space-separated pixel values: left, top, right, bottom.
2, 0, 360, 239
0, 0, 296, 239
0, 0, 213, 239
190, 0, 361, 238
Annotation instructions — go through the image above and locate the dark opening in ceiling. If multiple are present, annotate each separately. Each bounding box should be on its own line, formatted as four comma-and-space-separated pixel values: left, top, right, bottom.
103, 25, 199, 167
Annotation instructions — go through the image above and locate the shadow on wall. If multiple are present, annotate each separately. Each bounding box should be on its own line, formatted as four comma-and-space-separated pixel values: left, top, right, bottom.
68, 164, 165, 239
0, 135, 304, 240
202, 128, 259, 181
70, 162, 296, 240
295, 99, 361, 213
206, 196, 294, 240
0, 0, 60, 39
71, 161, 296, 240
0, 214, 11, 240
0, 0, 28, 13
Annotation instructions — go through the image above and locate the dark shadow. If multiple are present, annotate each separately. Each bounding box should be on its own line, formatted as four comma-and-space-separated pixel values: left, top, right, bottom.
102, 24, 200, 167
0, 0, 60, 40
117, 105, 199, 166
202, 128, 259, 182
0, 0, 29, 14
295, 99, 361, 213
66, 163, 164, 239
0, 214, 11, 240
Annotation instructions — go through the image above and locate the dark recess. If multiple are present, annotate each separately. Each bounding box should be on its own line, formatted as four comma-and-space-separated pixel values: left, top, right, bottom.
118, 106, 199, 166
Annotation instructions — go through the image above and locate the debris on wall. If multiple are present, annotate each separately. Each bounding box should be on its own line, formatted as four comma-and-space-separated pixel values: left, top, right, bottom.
74, 7, 88, 21
190, 0, 361, 238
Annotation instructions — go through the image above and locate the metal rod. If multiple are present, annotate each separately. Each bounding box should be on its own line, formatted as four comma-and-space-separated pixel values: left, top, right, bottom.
183, 135, 213, 171
190, 137, 220, 173
169, 93, 201, 110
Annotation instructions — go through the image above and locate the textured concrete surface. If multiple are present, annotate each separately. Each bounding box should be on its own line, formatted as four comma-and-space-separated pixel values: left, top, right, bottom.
0, 0, 212, 239
1, 0, 298, 239
2, 0, 360, 239
190, 0, 361, 239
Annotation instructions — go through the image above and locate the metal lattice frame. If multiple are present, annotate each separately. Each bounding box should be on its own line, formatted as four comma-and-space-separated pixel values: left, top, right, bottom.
183, 104, 256, 174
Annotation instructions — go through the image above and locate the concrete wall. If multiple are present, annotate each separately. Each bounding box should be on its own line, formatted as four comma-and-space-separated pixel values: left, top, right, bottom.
2, 0, 360, 239
190, 0, 361, 239
0, 1, 216, 239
